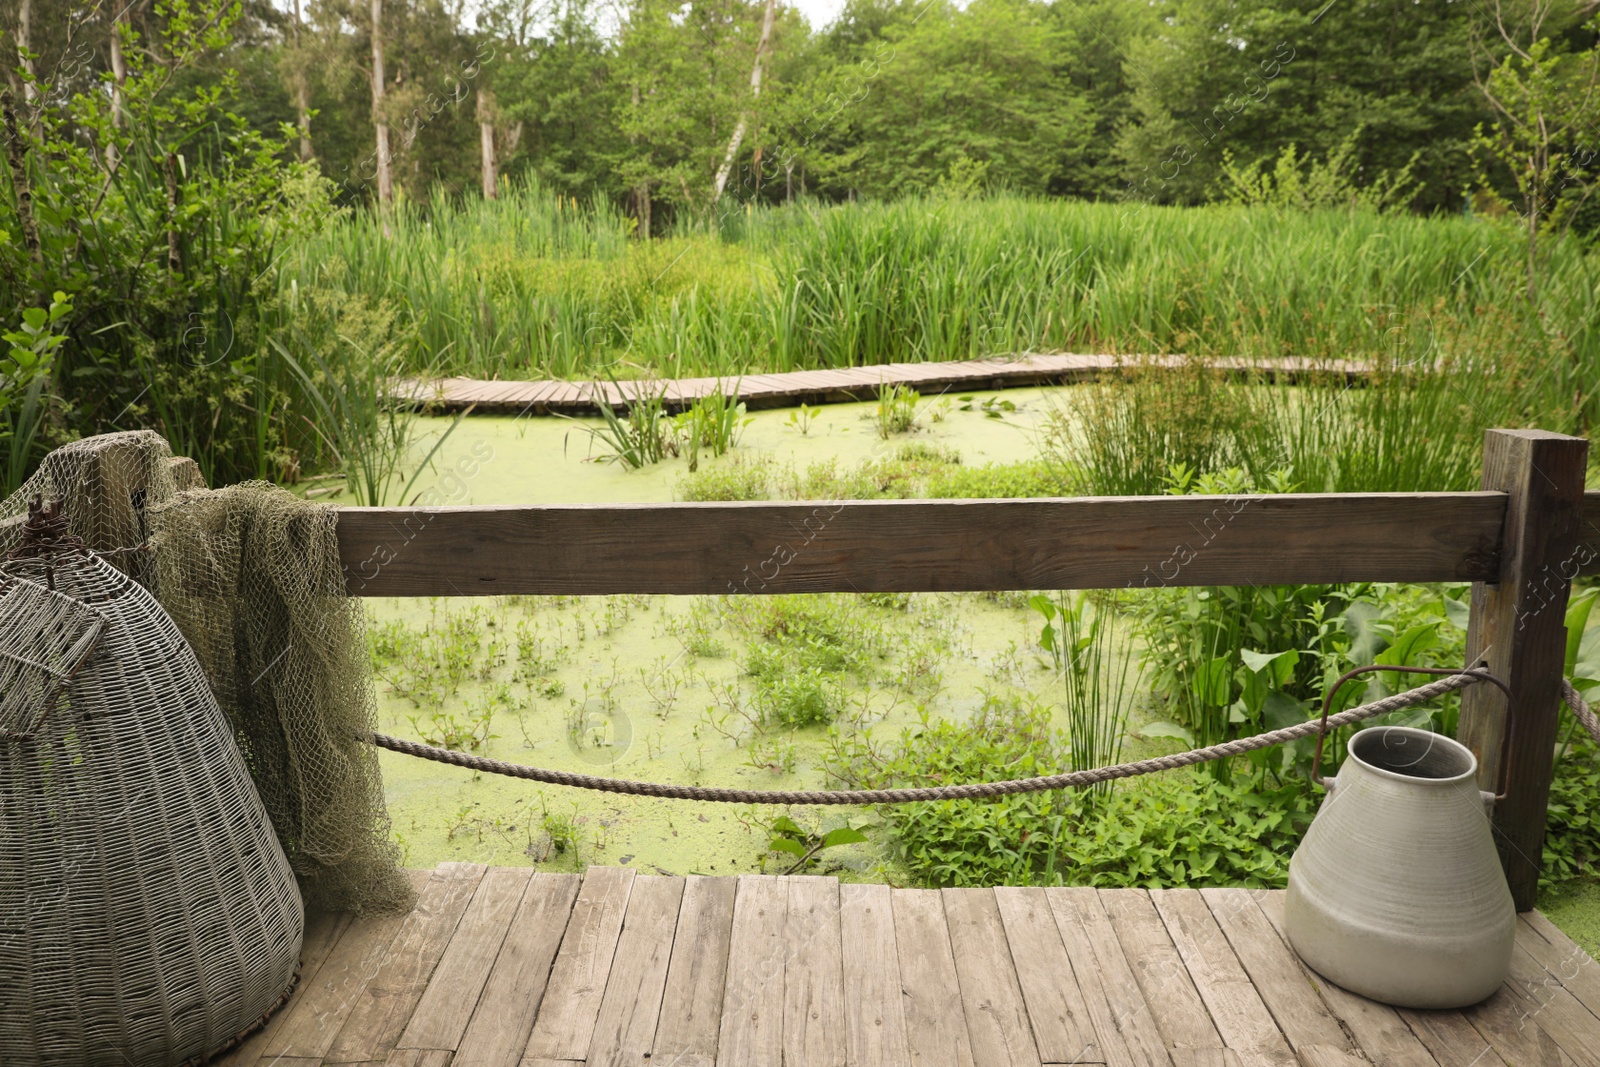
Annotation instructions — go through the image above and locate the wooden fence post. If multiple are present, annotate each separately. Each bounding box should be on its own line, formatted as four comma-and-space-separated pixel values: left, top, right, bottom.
1460, 428, 1588, 911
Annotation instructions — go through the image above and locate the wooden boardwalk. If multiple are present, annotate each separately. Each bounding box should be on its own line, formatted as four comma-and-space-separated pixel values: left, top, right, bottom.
402, 353, 1367, 415
221, 864, 1600, 1067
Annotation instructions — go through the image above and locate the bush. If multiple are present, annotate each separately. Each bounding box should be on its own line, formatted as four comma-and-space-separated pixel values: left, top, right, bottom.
825, 694, 1319, 888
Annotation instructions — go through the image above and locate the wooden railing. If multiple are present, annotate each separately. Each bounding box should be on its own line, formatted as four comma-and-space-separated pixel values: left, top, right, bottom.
54, 428, 1600, 910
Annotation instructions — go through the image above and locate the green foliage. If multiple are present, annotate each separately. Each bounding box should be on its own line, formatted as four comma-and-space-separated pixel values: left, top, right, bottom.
1217, 136, 1422, 214
825, 694, 1319, 887
873, 383, 920, 438
676, 455, 774, 501
1032, 592, 1143, 791
764, 815, 868, 875
1, 292, 71, 494
1546, 736, 1600, 888
676, 384, 750, 471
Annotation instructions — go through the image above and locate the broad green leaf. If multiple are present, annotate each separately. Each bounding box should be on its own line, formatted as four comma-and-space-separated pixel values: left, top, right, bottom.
1564, 590, 1597, 679
821, 827, 868, 849
1139, 721, 1195, 746
21, 308, 46, 330
1262, 691, 1306, 732
769, 815, 803, 836
1442, 594, 1471, 629
768, 837, 808, 858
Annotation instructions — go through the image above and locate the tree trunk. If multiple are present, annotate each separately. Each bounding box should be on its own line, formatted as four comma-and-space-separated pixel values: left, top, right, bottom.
107, 5, 127, 169
370, 0, 393, 208
477, 89, 497, 200
17, 0, 35, 103
292, 0, 312, 160
630, 82, 650, 237
711, 0, 778, 203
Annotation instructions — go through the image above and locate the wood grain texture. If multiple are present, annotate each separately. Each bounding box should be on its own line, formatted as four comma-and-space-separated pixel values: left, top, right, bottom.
336, 493, 1507, 597
1148, 889, 1295, 1067
1253, 891, 1437, 1067
523, 866, 636, 1063
994, 886, 1100, 1064
1197, 888, 1354, 1058
328, 863, 488, 1063
942, 887, 1043, 1067
585, 875, 684, 1067
264, 870, 433, 1061
219, 910, 356, 1067
401, 867, 533, 1052
892, 888, 977, 1067
715, 875, 788, 1067
840, 882, 911, 1067
454, 873, 581, 1067
1460, 429, 1589, 909
1046, 887, 1171, 1067
652, 876, 738, 1067
1518, 912, 1600, 1018
1397, 1007, 1512, 1067
1500, 943, 1600, 1067
1100, 890, 1219, 1051
783, 876, 846, 1067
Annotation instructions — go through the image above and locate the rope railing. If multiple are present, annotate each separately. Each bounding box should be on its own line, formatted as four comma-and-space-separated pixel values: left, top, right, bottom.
363, 667, 1600, 805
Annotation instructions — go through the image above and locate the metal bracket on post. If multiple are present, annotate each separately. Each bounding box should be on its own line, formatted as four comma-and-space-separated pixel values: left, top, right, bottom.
1460, 428, 1588, 912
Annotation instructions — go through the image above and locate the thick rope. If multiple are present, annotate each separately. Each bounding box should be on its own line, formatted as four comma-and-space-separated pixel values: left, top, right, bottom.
1563, 679, 1600, 745
366, 670, 1493, 805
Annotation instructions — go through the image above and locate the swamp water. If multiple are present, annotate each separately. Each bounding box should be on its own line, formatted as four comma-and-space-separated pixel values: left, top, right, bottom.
343, 388, 1144, 877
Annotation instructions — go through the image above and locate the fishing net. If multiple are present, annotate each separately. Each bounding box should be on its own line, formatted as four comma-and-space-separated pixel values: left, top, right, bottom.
0, 431, 412, 915
0, 507, 302, 1065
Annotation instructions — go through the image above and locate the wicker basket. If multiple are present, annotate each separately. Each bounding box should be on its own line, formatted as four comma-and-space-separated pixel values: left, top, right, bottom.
0, 548, 304, 1066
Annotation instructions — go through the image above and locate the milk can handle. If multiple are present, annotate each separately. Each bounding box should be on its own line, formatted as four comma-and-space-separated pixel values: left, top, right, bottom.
1312, 664, 1513, 797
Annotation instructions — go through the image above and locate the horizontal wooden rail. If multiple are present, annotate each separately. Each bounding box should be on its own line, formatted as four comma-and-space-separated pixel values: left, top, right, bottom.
336, 491, 1537, 597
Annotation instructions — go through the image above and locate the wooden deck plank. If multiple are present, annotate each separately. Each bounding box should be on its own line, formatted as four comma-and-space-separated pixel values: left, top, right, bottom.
1047, 887, 1171, 1067
1397, 1008, 1512, 1067
219, 910, 356, 1067
783, 875, 846, 1067
942, 887, 1043, 1067
1253, 891, 1437, 1067
1520, 912, 1600, 1018
1199, 888, 1358, 1061
264, 870, 433, 1062
585, 875, 685, 1067
1500, 942, 1600, 1067
840, 882, 911, 1067
328, 863, 489, 1063
1149, 889, 1296, 1067
994, 886, 1100, 1064
1461, 980, 1574, 1067
401, 867, 534, 1052
1101, 890, 1220, 1051
522, 866, 636, 1063
454, 873, 582, 1067
651, 875, 739, 1067
892, 887, 977, 1067
386, 1050, 456, 1067
715, 875, 788, 1067
223, 871, 1600, 1067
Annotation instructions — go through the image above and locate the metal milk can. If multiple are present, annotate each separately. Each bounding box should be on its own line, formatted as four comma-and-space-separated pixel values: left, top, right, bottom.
1285, 714, 1516, 1009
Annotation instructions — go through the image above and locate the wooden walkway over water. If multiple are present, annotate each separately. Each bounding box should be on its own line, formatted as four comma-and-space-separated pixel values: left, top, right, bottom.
221, 863, 1600, 1067
403, 353, 1366, 414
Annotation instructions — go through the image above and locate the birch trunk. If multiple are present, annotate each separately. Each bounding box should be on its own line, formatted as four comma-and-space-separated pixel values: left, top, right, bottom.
477, 89, 497, 199
370, 0, 393, 207
711, 0, 778, 203
17, 0, 35, 103
292, 0, 312, 160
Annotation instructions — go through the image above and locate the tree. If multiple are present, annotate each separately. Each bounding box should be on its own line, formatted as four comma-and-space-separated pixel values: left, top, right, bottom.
1473, 0, 1600, 298
370, 0, 393, 206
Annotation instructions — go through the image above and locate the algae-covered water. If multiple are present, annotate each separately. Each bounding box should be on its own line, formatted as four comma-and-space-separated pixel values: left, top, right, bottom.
340, 388, 1131, 878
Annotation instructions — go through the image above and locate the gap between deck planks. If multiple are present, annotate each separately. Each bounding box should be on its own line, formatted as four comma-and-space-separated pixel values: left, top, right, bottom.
217, 866, 1600, 1067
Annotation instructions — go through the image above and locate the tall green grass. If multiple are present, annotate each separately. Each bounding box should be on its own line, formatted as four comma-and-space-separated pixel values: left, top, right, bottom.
279, 185, 1599, 421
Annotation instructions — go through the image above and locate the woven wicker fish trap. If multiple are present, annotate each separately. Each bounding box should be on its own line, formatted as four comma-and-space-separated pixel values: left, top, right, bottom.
0, 503, 304, 1066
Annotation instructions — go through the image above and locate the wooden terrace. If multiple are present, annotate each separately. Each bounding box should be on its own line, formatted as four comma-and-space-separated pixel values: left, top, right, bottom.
221, 863, 1600, 1067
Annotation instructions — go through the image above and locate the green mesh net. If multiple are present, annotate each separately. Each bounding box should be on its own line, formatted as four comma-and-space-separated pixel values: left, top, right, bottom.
1, 431, 413, 914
